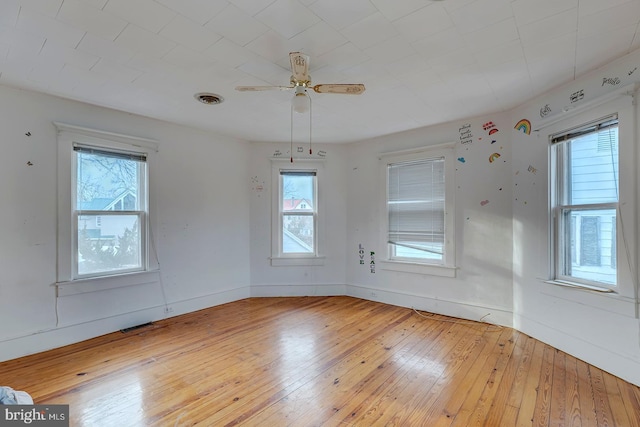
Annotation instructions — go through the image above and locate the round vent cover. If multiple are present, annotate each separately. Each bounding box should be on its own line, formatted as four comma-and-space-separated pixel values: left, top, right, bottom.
194, 93, 224, 105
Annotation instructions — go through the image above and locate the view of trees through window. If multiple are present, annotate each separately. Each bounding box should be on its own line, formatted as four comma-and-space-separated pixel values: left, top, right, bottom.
75, 149, 145, 276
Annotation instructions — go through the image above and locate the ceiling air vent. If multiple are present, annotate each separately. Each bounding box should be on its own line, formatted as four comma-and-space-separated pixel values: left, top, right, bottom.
194, 92, 224, 105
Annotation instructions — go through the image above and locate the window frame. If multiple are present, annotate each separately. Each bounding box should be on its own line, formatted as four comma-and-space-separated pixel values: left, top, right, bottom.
547, 108, 637, 295
549, 115, 619, 289
379, 142, 456, 277
73, 146, 148, 279
270, 159, 325, 266
56, 123, 158, 283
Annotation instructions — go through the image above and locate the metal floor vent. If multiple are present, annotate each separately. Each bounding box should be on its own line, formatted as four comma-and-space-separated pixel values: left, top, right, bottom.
120, 322, 153, 333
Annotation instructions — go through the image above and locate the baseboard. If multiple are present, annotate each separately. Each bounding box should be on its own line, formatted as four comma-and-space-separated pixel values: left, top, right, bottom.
0, 286, 250, 363
164, 286, 251, 317
347, 284, 513, 327
250, 283, 347, 297
515, 313, 640, 387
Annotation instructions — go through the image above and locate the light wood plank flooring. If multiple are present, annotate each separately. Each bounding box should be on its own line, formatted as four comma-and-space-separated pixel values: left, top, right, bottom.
1, 296, 639, 426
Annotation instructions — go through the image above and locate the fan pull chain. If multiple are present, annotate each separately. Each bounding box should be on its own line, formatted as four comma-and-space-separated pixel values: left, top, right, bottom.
290, 102, 294, 163
309, 95, 313, 155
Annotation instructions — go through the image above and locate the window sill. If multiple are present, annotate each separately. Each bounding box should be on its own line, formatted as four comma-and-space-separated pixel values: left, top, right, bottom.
380, 260, 456, 277
55, 270, 160, 297
270, 256, 326, 267
544, 279, 615, 293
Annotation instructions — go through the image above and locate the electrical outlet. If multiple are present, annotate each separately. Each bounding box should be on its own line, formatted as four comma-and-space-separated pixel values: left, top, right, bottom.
164, 306, 174, 314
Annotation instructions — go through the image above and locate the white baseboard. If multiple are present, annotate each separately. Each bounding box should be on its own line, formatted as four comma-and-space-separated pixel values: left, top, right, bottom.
164, 286, 250, 317
515, 313, 640, 387
250, 283, 347, 297
347, 284, 513, 327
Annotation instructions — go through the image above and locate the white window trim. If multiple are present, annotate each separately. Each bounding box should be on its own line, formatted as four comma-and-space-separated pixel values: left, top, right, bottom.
270, 158, 325, 267
546, 96, 636, 298
55, 122, 159, 285
379, 142, 457, 277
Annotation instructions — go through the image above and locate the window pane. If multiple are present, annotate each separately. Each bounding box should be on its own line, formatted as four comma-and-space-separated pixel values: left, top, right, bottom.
282, 174, 314, 212
77, 214, 142, 276
282, 215, 314, 253
561, 209, 616, 285
394, 241, 443, 260
564, 127, 618, 205
77, 152, 143, 211
280, 171, 316, 255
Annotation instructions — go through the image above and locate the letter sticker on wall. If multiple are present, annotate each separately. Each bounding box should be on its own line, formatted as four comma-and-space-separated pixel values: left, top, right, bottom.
370, 251, 375, 273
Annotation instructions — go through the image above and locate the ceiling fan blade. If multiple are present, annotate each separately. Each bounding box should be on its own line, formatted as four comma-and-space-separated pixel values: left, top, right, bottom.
312, 84, 366, 95
235, 85, 293, 92
290, 52, 310, 83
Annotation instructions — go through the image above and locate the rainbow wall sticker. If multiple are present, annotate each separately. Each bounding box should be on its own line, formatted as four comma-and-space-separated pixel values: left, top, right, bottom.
514, 119, 531, 135
489, 152, 501, 163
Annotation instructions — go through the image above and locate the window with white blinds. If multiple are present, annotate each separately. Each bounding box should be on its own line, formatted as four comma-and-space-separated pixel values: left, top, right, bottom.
388, 157, 445, 262
381, 143, 455, 272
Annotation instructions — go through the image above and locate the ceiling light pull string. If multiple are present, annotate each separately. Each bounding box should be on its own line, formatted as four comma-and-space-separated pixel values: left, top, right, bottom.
309, 94, 313, 155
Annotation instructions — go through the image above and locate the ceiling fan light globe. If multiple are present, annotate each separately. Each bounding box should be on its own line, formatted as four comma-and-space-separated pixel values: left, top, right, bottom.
292, 92, 310, 114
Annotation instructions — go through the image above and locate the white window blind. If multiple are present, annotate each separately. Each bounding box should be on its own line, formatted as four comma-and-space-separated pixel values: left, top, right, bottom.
388, 157, 445, 261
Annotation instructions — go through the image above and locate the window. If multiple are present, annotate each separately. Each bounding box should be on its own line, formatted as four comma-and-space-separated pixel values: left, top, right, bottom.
550, 115, 618, 287
271, 160, 324, 266
281, 171, 316, 254
55, 122, 158, 283
380, 144, 456, 276
74, 145, 148, 278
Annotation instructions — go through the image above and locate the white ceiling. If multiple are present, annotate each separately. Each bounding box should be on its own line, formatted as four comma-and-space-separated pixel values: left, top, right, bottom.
1, 0, 639, 143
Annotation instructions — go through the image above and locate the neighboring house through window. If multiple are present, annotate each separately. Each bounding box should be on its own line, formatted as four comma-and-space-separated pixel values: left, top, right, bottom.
550, 115, 619, 288
55, 123, 157, 282
75, 147, 147, 278
271, 160, 324, 266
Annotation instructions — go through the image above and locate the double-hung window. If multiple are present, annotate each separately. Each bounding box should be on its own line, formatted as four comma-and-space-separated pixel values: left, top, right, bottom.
280, 170, 316, 254
271, 161, 324, 266
56, 122, 157, 283
74, 145, 148, 278
381, 144, 455, 276
550, 115, 618, 288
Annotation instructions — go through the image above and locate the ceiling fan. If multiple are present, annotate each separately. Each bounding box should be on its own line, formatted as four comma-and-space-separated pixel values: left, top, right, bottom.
235, 52, 366, 103
235, 52, 365, 160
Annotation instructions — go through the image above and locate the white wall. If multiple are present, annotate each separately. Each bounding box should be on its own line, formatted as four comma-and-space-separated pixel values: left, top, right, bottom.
345, 114, 514, 327
511, 49, 640, 386
248, 142, 348, 296
3, 53, 640, 389
0, 85, 251, 361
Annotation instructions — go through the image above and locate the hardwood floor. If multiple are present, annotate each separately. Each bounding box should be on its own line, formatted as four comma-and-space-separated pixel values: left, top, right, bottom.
1, 296, 639, 426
